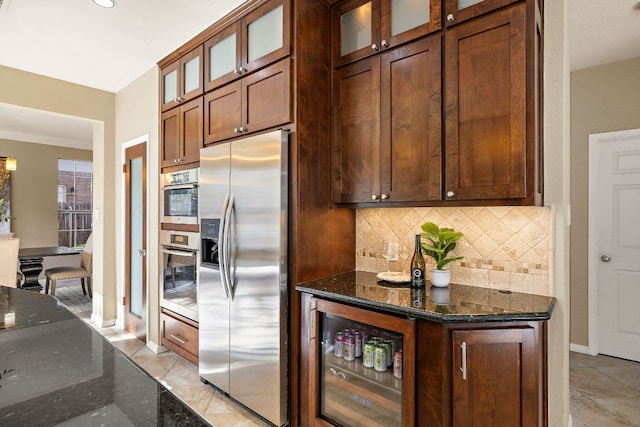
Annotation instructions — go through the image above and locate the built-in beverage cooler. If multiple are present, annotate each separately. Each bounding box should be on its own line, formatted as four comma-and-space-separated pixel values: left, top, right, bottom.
302, 295, 415, 427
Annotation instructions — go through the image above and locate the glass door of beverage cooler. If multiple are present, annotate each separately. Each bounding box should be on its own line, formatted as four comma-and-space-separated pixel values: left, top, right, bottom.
306, 296, 415, 427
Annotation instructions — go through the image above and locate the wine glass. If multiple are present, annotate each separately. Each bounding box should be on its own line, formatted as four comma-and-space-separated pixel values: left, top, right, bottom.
398, 243, 409, 274
381, 240, 399, 273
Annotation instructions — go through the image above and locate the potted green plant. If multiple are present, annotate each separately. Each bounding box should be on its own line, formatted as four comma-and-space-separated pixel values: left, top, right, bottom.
420, 221, 464, 287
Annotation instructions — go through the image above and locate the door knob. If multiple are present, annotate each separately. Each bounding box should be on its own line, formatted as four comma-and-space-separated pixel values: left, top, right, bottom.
137, 249, 147, 257
600, 255, 611, 262
447, 14, 455, 22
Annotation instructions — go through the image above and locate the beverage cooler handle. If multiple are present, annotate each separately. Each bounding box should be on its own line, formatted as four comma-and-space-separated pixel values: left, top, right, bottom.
219, 193, 231, 299
223, 193, 235, 300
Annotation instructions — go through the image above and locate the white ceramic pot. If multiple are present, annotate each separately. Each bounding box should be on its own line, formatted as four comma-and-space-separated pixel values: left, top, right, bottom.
430, 268, 451, 288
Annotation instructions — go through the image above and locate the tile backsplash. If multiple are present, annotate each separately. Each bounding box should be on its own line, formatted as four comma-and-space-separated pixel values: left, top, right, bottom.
356, 206, 552, 296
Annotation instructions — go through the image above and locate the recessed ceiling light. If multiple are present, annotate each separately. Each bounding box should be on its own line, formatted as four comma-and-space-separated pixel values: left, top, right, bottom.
92, 0, 116, 8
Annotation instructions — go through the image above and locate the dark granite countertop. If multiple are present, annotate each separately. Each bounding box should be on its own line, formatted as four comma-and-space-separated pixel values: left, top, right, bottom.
296, 271, 556, 323
0, 286, 210, 427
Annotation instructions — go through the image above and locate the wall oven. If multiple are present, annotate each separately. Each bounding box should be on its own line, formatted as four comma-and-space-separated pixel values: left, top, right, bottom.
160, 230, 199, 322
161, 168, 198, 225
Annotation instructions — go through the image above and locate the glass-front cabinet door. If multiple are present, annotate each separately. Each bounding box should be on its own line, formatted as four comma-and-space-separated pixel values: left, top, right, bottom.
161, 46, 203, 112
204, 0, 290, 92
204, 23, 242, 92
443, 0, 519, 26
242, 0, 290, 74
303, 294, 416, 426
333, 0, 440, 67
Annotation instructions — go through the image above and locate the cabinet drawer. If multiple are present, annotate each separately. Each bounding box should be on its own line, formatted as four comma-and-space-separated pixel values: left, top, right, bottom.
161, 312, 199, 363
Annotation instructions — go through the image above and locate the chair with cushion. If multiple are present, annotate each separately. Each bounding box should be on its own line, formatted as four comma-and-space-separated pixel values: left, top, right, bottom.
0, 238, 20, 288
45, 234, 93, 297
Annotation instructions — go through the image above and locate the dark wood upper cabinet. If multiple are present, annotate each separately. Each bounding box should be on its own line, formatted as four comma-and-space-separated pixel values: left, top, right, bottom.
333, 35, 442, 204
444, 3, 530, 202
160, 46, 204, 113
204, 0, 290, 92
443, 0, 521, 26
204, 59, 291, 145
332, 0, 441, 68
161, 97, 203, 168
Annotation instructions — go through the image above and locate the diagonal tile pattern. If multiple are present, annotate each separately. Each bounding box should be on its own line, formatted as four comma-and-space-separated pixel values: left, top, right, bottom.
356, 206, 552, 295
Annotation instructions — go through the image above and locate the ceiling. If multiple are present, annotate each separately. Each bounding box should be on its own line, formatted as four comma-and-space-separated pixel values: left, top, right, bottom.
0, 0, 639, 151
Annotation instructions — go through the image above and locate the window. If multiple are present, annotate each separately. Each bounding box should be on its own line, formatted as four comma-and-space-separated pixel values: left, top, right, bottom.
58, 159, 92, 247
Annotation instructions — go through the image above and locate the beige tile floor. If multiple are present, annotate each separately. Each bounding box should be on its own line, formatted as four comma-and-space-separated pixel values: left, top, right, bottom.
570, 351, 640, 427
55, 282, 640, 427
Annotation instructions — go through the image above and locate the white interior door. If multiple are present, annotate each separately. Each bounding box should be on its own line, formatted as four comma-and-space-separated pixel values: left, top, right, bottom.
594, 128, 640, 362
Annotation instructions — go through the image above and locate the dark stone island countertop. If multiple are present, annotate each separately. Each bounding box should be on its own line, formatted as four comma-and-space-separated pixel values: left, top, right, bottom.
296, 271, 556, 323
0, 286, 210, 427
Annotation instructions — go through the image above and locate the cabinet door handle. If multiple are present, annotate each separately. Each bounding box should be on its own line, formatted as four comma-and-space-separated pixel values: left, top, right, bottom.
239, 126, 247, 132
371, 194, 379, 200
170, 334, 187, 344
239, 67, 247, 73
447, 190, 455, 198
381, 193, 389, 200
381, 40, 389, 48
460, 341, 467, 380
371, 43, 379, 51
447, 13, 455, 23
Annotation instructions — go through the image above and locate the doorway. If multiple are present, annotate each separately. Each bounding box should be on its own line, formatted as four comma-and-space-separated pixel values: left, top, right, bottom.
124, 140, 148, 341
589, 128, 640, 362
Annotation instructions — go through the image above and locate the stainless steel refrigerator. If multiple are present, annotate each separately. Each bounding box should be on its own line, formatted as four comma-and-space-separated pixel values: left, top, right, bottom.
198, 130, 288, 426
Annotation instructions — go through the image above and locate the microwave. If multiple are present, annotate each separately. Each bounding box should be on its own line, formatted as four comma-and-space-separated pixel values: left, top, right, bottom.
161, 168, 198, 225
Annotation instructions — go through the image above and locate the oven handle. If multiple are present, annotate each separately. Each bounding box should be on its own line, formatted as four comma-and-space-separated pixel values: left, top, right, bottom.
163, 183, 198, 190
160, 247, 197, 257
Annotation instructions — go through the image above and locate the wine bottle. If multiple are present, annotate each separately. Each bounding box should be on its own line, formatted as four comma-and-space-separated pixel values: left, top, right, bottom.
410, 234, 426, 288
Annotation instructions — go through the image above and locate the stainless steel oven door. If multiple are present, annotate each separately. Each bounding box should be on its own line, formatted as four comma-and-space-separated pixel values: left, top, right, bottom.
161, 183, 198, 225
160, 246, 198, 322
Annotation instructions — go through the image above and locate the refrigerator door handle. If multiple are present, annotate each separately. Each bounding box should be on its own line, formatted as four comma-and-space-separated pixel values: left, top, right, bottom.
224, 193, 236, 299
219, 193, 231, 299
227, 193, 237, 301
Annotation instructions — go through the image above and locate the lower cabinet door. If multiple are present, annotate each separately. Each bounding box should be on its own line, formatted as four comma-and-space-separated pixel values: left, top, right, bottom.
161, 310, 199, 364
452, 327, 540, 427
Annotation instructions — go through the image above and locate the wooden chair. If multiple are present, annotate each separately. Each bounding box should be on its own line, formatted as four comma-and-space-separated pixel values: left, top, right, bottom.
44, 234, 93, 297
0, 238, 20, 287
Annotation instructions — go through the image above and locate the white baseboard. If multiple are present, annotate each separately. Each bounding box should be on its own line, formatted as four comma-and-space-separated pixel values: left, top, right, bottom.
569, 343, 594, 355
146, 339, 168, 354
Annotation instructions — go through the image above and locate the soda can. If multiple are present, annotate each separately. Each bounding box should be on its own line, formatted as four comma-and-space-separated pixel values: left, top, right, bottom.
354, 332, 362, 358
344, 335, 355, 361
361, 332, 369, 345
393, 350, 403, 379
363, 341, 376, 368
334, 332, 344, 357
374, 345, 387, 372
382, 340, 393, 367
